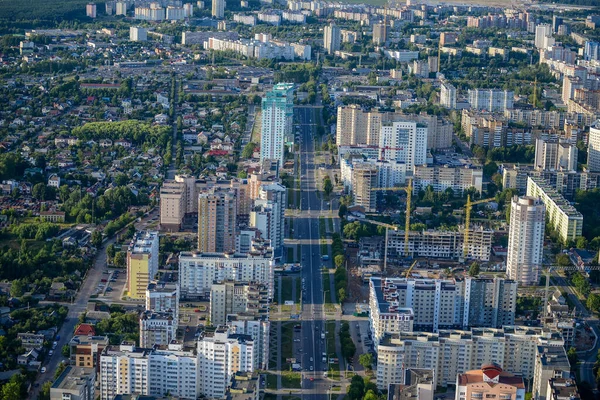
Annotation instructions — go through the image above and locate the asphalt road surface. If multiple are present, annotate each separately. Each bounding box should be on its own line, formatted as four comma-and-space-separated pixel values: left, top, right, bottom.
296, 106, 331, 400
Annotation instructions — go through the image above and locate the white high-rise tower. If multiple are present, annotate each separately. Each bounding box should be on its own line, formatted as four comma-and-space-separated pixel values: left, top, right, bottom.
260, 83, 294, 168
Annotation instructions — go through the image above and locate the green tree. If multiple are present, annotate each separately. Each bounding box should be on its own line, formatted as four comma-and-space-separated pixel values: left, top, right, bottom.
114, 252, 126, 268
338, 204, 347, 218
363, 390, 378, 400
10, 279, 24, 298
557, 253, 571, 267
358, 353, 373, 370
32, 183, 47, 201
334, 254, 345, 268
567, 347, 578, 367
61, 344, 70, 358
347, 375, 365, 400
469, 262, 480, 277
91, 231, 103, 248
588, 293, 600, 313
338, 288, 346, 303
106, 244, 116, 263
38, 381, 52, 400
1, 378, 22, 400
576, 237, 589, 249
242, 142, 256, 159
323, 176, 333, 197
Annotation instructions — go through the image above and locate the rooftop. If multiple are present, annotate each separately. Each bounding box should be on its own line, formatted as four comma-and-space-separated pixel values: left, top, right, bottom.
51, 366, 94, 391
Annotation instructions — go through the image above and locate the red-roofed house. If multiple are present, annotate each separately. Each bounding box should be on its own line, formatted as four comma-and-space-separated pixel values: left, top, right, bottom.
74, 323, 96, 336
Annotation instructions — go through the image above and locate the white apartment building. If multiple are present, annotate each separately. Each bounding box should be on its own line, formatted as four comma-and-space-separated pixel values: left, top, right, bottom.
282, 11, 305, 23
376, 327, 564, 389
166, 6, 185, 20
588, 124, 600, 172
146, 281, 179, 321
257, 12, 281, 25
50, 366, 95, 400
139, 311, 177, 348
324, 23, 341, 55
468, 89, 514, 112
532, 345, 571, 400
413, 165, 483, 194
134, 5, 166, 20
233, 14, 256, 25
212, 0, 225, 18
115, 1, 127, 15
386, 228, 493, 261
250, 183, 286, 251
227, 313, 270, 369
534, 137, 577, 172
209, 281, 269, 325
260, 83, 294, 168
369, 276, 516, 342
379, 121, 427, 168
100, 342, 200, 400
179, 250, 274, 299
197, 327, 255, 398
535, 24, 554, 49
86, 3, 97, 18
130, 26, 147, 42
526, 177, 583, 243
440, 81, 457, 109
506, 195, 546, 286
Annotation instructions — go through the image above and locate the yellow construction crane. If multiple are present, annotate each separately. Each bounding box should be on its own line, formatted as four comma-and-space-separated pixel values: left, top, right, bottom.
463, 195, 496, 258
358, 218, 398, 273
370, 179, 413, 256
405, 259, 418, 278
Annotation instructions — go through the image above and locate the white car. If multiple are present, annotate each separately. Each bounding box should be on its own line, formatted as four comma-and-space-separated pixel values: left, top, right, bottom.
41, 367, 46, 373
49, 350, 53, 356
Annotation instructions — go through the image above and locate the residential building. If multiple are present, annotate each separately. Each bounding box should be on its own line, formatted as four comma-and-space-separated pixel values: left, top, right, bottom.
146, 281, 179, 321
526, 177, 583, 242
210, 281, 269, 325
260, 83, 294, 168
546, 379, 580, 400
588, 124, 600, 172
139, 311, 176, 348
69, 335, 109, 373
197, 327, 255, 398
130, 27, 147, 41
212, 0, 225, 18
179, 248, 274, 299
115, 1, 127, 15
387, 369, 434, 400
226, 372, 261, 400
50, 366, 95, 400
386, 228, 493, 261
86, 3, 97, 18
351, 161, 378, 213
18, 332, 45, 351
506, 196, 545, 286
324, 23, 341, 55
227, 313, 270, 369
455, 364, 525, 400
532, 346, 571, 400
468, 89, 514, 112
160, 180, 186, 231
373, 23, 387, 45
379, 121, 427, 168
535, 24, 554, 49
375, 327, 563, 389
48, 174, 60, 188
126, 231, 159, 300
413, 165, 483, 194
440, 81, 457, 109
100, 342, 200, 400
369, 276, 516, 342
335, 105, 384, 146
534, 137, 577, 172
250, 183, 286, 252
197, 189, 237, 253
585, 41, 600, 61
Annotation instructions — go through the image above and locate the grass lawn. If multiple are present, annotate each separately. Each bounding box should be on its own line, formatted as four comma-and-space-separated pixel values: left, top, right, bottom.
265, 373, 278, 389
281, 277, 293, 302
322, 269, 332, 304
321, 241, 328, 255
294, 277, 301, 303
286, 247, 295, 263
327, 218, 334, 232
325, 321, 337, 358
319, 217, 326, 236
281, 371, 302, 388
280, 322, 294, 367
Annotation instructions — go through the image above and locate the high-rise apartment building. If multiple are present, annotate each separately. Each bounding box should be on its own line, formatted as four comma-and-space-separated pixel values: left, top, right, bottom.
335, 105, 383, 146
588, 124, 600, 172
197, 189, 237, 253
369, 276, 517, 342
99, 342, 200, 400
179, 248, 274, 299
212, 0, 225, 18
249, 183, 286, 252
372, 23, 387, 45
379, 121, 427, 167
197, 327, 255, 398
139, 311, 177, 348
468, 89, 514, 112
413, 165, 483, 194
585, 41, 600, 61
455, 364, 525, 400
552, 15, 563, 33
440, 81, 457, 109
260, 83, 294, 168
375, 327, 564, 389
506, 196, 545, 286
160, 180, 186, 231
130, 26, 147, 41
115, 1, 127, 15
351, 161, 378, 212
209, 281, 269, 325
534, 137, 578, 172
126, 231, 159, 300
324, 23, 341, 55
526, 176, 583, 243
227, 313, 270, 369
532, 346, 571, 400
535, 24, 554, 49
146, 281, 179, 321
86, 3, 97, 18
51, 366, 96, 400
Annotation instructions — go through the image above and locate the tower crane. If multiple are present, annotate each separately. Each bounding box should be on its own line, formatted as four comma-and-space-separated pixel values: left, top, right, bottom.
463, 195, 496, 259
370, 178, 413, 256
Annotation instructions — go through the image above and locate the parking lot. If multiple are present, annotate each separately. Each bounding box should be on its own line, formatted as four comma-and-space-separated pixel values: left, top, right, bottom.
95, 269, 128, 302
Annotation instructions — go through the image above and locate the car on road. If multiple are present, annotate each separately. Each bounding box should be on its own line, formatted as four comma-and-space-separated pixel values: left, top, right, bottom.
41, 367, 46, 373
310, 357, 313, 362
309, 366, 313, 371
48, 350, 53, 356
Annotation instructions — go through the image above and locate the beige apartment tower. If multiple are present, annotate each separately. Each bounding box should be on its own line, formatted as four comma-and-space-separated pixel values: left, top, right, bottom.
351, 161, 378, 213
506, 196, 545, 286
198, 190, 237, 253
